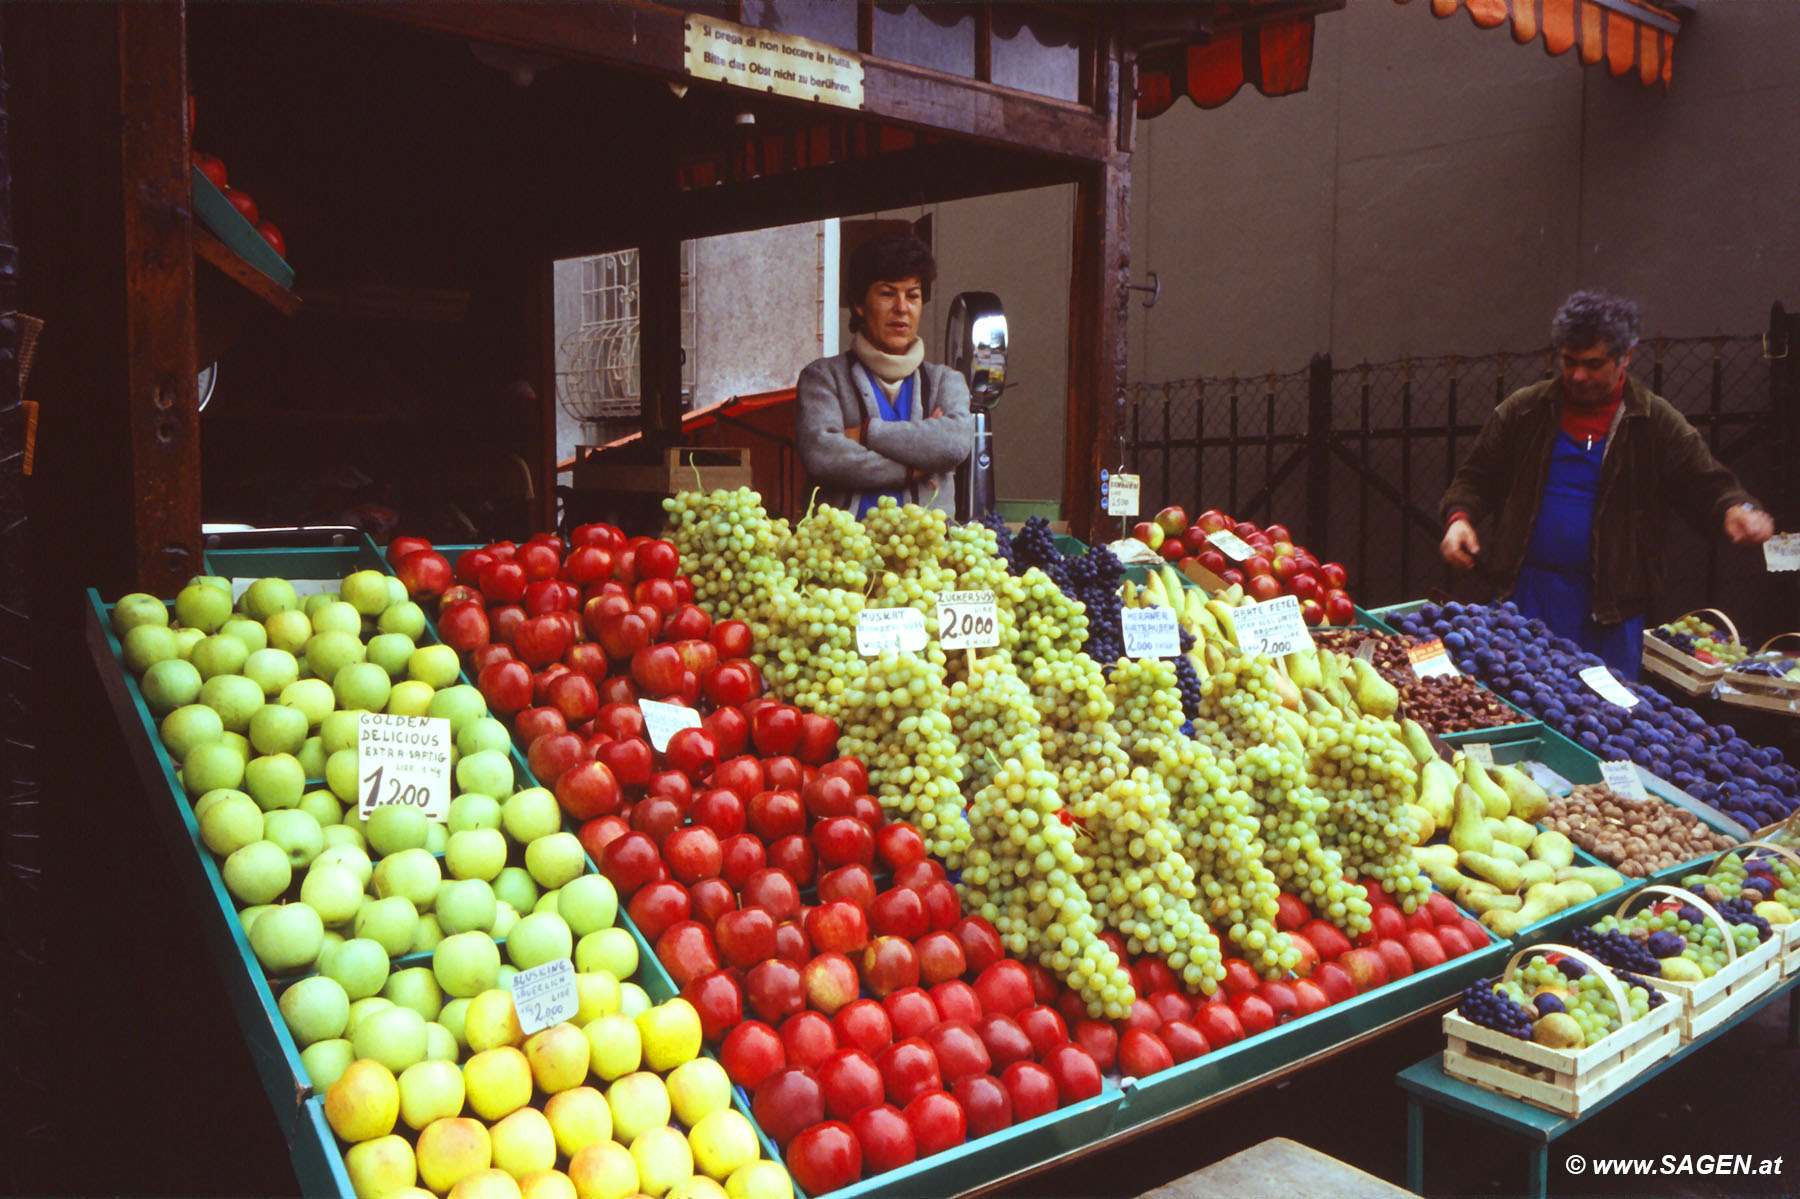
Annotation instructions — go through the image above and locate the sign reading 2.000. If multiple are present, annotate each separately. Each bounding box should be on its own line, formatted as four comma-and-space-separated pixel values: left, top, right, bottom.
936, 591, 998, 651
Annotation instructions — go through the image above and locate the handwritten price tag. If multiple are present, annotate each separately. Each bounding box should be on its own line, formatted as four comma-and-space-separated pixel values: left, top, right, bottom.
1106, 473, 1141, 518
1121, 607, 1181, 658
1764, 533, 1800, 573
1579, 664, 1640, 708
1461, 741, 1494, 767
1522, 759, 1575, 795
1600, 760, 1649, 801
936, 591, 999, 651
639, 699, 703, 753
1233, 595, 1312, 658
1205, 529, 1256, 561
357, 713, 452, 822
511, 958, 578, 1036
1406, 639, 1459, 679
857, 607, 927, 656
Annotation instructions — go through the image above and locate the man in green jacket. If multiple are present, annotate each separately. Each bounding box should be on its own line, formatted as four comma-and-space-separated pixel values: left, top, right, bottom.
1439, 289, 1773, 676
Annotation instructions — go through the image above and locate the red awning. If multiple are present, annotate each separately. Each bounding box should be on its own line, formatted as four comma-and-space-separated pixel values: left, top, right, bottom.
1398, 0, 1683, 87
1137, 14, 1319, 118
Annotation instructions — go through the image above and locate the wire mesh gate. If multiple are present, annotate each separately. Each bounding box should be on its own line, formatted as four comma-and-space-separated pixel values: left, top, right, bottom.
1124, 306, 1800, 638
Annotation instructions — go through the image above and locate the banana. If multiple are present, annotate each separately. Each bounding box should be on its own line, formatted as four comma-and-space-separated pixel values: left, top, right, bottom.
1142, 571, 1169, 608
1160, 563, 1187, 604
1205, 600, 1239, 648
1186, 590, 1220, 639
1186, 648, 1211, 680
1203, 642, 1226, 674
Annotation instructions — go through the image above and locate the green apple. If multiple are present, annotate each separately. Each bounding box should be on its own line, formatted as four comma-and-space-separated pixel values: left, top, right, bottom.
243, 648, 301, 699
139, 657, 203, 716
460, 751, 518, 805
278, 678, 335, 728
221, 730, 251, 761
199, 673, 264, 732
493, 868, 540, 916
296, 738, 328, 781
183, 740, 246, 797
410, 913, 445, 955
533, 891, 560, 916
367, 804, 431, 855
220, 615, 269, 655
386, 680, 435, 718
557, 875, 619, 938
545, 1085, 613, 1161
575, 970, 622, 1025
385, 965, 445, 1022
415, 1117, 491, 1197
324, 1054, 401, 1144
345, 1134, 418, 1199
636, 998, 701, 1073
354, 895, 421, 958
575, 929, 638, 988
175, 582, 233, 634
492, 902, 521, 942
490, 1105, 558, 1181
385, 577, 408, 608
365, 633, 415, 680
606, 1071, 672, 1147
321, 709, 364, 754
325, 748, 361, 804
299, 1037, 356, 1091
618, 983, 652, 1021
249, 702, 310, 756
424, 1021, 458, 1063
507, 912, 573, 970
334, 661, 393, 714
428, 684, 490, 736
345, 996, 396, 1039
448, 793, 503, 835
121, 623, 182, 674
280, 974, 350, 1046
341, 570, 394, 618
446, 829, 507, 883
321, 936, 391, 1000
303, 592, 337, 619
667, 1057, 732, 1128
321, 822, 366, 854
172, 627, 206, 656
312, 598, 365, 636
425, 821, 449, 856
398, 1058, 466, 1132
246, 752, 307, 812
379, 599, 428, 639
497, 965, 518, 992
249, 901, 325, 974
301, 860, 365, 925
568, 1143, 638, 1199
189, 574, 232, 593
463, 988, 524, 1053
353, 1002, 430, 1074
374, 847, 441, 911
435, 930, 503, 998
264, 608, 315, 656
465, 1045, 534, 1123
455, 718, 512, 761
439, 997, 472, 1051
632, 1124, 693, 1198
189, 632, 251, 680
406, 643, 460, 689
437, 878, 499, 936
524, 833, 585, 891
500, 788, 560, 846
199, 791, 265, 858
688, 1108, 759, 1183
298, 787, 342, 827
161, 702, 224, 759
315, 842, 372, 885
241, 576, 301, 620
111, 592, 170, 637
304, 629, 366, 684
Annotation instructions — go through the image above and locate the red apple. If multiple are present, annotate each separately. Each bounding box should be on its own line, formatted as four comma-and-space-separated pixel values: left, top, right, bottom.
928, 980, 981, 1027
629, 795, 685, 846
596, 737, 653, 789
715, 906, 778, 969
816, 1047, 885, 1122
1312, 961, 1357, 1004
951, 916, 1004, 976
806, 901, 870, 956
924, 1021, 991, 1083
1158, 1019, 1210, 1064
796, 712, 840, 764
1118, 1027, 1174, 1078
903, 1090, 966, 1156
1291, 979, 1331, 1017
877, 1037, 942, 1108
881, 988, 941, 1041
752, 1068, 824, 1150
801, 952, 860, 1016
745, 958, 806, 1025
1257, 981, 1299, 1025
850, 1103, 916, 1175
749, 790, 807, 843
1337, 947, 1390, 993
740, 867, 802, 923
860, 936, 921, 998
1042, 1043, 1102, 1104
914, 932, 967, 986
974, 1014, 1034, 1070
1016, 1006, 1069, 1058
688, 877, 737, 928
1374, 938, 1415, 981
751, 705, 803, 757
973, 960, 1034, 1019
813, 815, 876, 871
1070, 1020, 1117, 1072
1131, 957, 1180, 998
655, 920, 721, 988
833, 999, 894, 1058
1146, 990, 1193, 1027
683, 970, 744, 1042
1323, 589, 1355, 626
598, 830, 664, 897
692, 789, 747, 839
626, 880, 691, 943
999, 1061, 1058, 1122
780, 1010, 839, 1072
1301, 920, 1352, 963
1219, 958, 1260, 997
868, 888, 929, 941
662, 825, 723, 886
1191, 1003, 1244, 1049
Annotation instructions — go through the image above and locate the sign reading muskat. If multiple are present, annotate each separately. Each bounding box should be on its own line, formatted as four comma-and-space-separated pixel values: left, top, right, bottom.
685, 18, 864, 109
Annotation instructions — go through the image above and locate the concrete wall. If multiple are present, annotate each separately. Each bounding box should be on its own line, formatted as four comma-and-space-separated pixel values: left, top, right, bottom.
1128, 0, 1800, 382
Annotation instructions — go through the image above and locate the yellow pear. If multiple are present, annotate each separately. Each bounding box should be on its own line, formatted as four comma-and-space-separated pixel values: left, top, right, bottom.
524, 1022, 591, 1095
489, 1106, 558, 1181
464, 1045, 534, 1122
631, 1125, 695, 1199
544, 1085, 613, 1160
344, 1134, 417, 1199
325, 1058, 400, 1144
416, 1116, 493, 1196
567, 1140, 638, 1199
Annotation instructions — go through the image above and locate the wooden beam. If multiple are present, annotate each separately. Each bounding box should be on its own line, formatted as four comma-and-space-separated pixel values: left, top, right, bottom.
531, 259, 557, 532
119, 1, 202, 592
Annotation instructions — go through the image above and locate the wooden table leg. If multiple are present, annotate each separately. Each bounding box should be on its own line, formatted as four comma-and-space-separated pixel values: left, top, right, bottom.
1406, 1095, 1424, 1194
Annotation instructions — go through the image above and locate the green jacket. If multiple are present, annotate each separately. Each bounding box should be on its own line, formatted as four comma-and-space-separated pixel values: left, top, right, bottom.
1440, 375, 1756, 624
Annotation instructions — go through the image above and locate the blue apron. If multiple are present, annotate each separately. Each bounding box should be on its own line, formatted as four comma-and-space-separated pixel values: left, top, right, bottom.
1513, 430, 1643, 678
853, 367, 915, 518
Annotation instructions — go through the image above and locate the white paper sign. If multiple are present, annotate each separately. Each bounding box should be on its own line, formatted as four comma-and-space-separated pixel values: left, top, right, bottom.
511, 958, 579, 1036
357, 713, 453, 822
1764, 533, 1800, 572
1521, 759, 1575, 795
1233, 595, 1312, 658
1121, 606, 1181, 658
1106, 473, 1141, 518
640, 699, 703, 753
1205, 530, 1256, 562
1461, 741, 1495, 767
857, 607, 927, 656
1579, 664, 1640, 708
1600, 760, 1650, 801
936, 591, 999, 651
1406, 639, 1459, 679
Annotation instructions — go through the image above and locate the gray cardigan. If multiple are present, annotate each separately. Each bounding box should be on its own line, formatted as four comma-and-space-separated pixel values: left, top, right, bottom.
795, 351, 975, 516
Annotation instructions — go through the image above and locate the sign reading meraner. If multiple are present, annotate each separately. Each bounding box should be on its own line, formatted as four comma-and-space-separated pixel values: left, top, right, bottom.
685, 18, 864, 110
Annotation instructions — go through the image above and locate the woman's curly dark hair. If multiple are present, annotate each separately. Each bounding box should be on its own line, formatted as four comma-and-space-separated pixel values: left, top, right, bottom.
1552, 289, 1640, 355
847, 232, 936, 332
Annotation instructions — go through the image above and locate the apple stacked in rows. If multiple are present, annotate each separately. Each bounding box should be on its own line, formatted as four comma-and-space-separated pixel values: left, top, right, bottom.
1129, 506, 1355, 626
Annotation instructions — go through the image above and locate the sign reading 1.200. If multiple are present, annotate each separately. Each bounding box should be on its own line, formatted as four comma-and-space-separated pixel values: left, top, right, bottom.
357, 713, 453, 822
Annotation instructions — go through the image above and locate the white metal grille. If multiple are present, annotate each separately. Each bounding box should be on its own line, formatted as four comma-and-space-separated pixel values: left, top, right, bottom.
559, 246, 696, 423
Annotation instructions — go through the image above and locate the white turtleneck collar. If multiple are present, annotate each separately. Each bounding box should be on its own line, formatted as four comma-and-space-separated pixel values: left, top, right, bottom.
852, 332, 925, 400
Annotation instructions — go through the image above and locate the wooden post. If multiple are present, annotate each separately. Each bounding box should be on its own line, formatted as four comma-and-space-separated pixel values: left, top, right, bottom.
1063, 23, 1133, 543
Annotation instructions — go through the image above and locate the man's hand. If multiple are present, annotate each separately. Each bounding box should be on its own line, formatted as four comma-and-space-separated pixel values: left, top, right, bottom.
1725, 504, 1775, 545
1441, 518, 1480, 570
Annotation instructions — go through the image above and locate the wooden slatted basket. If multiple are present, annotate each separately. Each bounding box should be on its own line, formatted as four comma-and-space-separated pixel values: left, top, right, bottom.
1641, 608, 1738, 695
1699, 841, 1800, 979
1442, 943, 1678, 1116
1613, 884, 1780, 1041
1718, 634, 1800, 716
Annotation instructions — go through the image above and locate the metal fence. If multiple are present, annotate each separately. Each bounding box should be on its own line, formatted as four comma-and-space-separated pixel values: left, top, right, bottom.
1124, 308, 1800, 640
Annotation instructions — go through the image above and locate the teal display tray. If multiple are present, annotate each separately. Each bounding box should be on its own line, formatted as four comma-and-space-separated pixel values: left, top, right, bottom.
192, 165, 295, 289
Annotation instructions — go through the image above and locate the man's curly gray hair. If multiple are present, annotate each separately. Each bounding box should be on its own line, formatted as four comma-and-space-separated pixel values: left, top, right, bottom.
1552, 289, 1640, 355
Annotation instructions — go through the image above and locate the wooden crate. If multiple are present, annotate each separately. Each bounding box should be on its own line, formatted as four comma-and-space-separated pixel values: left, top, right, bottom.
1642, 651, 1718, 697
1613, 882, 1783, 1041
1641, 608, 1738, 694
1441, 944, 1679, 1117
1697, 840, 1800, 979
573, 445, 752, 495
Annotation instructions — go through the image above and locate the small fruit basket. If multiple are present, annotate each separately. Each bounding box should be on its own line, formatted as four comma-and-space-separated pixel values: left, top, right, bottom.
1682, 842, 1800, 978
1588, 884, 1780, 1041
1442, 943, 1678, 1116
1641, 609, 1741, 695
1717, 635, 1800, 715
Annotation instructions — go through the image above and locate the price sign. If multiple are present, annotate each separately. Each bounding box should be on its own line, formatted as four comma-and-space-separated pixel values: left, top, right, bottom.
1121, 606, 1181, 658
1521, 759, 1575, 795
1354, 639, 1379, 663
640, 699, 703, 753
936, 591, 999, 651
1579, 664, 1640, 708
1600, 760, 1650, 801
1461, 741, 1495, 768
857, 607, 927, 656
511, 958, 578, 1036
1106, 473, 1141, 518
357, 713, 452, 822
1406, 639, 1459, 679
1205, 529, 1256, 562
1764, 533, 1800, 572
1233, 595, 1312, 658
